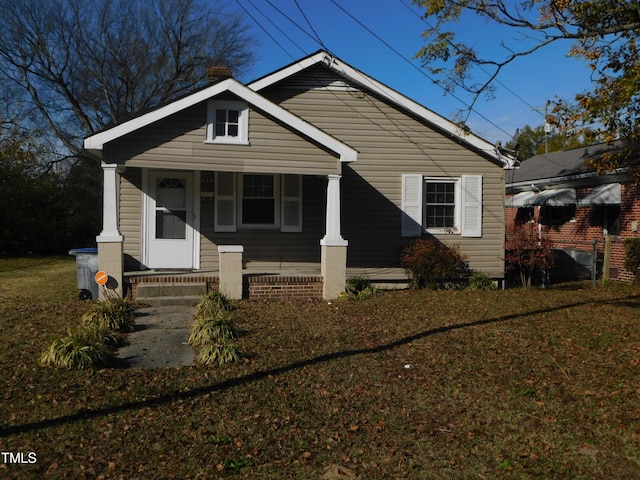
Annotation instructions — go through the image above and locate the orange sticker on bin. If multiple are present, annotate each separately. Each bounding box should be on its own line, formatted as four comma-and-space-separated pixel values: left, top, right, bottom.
95, 271, 108, 286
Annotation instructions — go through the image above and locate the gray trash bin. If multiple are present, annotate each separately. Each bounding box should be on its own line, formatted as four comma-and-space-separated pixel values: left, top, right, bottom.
69, 248, 99, 300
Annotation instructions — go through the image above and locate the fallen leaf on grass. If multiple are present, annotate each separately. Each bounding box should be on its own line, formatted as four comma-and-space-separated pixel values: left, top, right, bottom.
320, 463, 358, 479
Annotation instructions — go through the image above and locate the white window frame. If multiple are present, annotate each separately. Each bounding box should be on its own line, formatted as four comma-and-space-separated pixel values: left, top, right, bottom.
239, 174, 280, 229
424, 177, 461, 233
206, 100, 249, 145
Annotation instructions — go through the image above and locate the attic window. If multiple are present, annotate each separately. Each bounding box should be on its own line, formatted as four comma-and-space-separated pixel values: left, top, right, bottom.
206, 100, 248, 144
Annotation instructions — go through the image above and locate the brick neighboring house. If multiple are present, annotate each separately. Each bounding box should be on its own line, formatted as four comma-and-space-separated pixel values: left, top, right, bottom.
505, 142, 640, 283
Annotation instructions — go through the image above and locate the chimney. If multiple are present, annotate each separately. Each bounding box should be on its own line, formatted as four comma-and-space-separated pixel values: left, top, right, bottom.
208, 66, 233, 83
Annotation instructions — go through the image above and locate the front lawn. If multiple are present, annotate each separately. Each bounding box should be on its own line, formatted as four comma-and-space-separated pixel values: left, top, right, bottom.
1, 257, 639, 479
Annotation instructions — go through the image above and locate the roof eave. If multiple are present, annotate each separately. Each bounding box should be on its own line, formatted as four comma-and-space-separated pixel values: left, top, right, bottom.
83, 77, 357, 163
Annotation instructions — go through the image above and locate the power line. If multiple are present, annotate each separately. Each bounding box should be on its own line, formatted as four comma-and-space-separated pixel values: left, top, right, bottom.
327, 0, 515, 140
293, 0, 328, 51
234, 0, 297, 61
397, 0, 545, 121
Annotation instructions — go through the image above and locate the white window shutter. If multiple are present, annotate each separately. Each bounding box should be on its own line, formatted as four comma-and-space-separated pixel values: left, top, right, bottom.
401, 174, 423, 237
461, 175, 482, 237
214, 172, 236, 232
281, 174, 302, 232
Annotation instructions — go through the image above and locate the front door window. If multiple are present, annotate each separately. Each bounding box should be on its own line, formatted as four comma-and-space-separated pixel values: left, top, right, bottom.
155, 178, 187, 239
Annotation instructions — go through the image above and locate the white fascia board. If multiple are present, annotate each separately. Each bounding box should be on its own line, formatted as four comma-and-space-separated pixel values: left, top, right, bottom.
84, 77, 357, 163
249, 51, 511, 168
85, 79, 237, 150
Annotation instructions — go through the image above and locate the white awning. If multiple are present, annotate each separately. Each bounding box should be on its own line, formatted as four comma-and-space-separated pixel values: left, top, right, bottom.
530, 188, 576, 206
578, 183, 621, 206
505, 191, 536, 207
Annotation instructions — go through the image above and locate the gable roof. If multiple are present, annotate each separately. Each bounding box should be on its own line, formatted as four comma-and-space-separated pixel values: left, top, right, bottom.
506, 142, 629, 191
249, 50, 516, 169
84, 77, 358, 163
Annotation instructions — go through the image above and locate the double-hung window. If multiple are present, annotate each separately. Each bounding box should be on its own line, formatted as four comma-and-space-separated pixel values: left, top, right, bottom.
401, 174, 483, 237
240, 174, 276, 227
214, 173, 302, 232
425, 180, 457, 229
206, 100, 248, 144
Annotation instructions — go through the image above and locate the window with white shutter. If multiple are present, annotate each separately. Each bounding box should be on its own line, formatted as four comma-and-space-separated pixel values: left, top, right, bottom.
401, 174, 483, 237
214, 173, 302, 232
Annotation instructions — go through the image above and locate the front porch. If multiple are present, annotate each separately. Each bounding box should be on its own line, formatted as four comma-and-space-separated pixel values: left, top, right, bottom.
125, 267, 410, 304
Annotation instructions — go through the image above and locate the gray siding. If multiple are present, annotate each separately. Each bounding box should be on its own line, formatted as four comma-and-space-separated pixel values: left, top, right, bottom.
120, 169, 143, 270
105, 98, 341, 175
199, 172, 326, 271
262, 66, 506, 277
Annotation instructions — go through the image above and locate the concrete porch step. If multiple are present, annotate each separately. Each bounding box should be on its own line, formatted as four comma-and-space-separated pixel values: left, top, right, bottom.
135, 282, 206, 306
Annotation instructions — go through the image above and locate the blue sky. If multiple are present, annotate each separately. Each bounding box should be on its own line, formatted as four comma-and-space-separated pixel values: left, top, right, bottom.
233, 0, 594, 144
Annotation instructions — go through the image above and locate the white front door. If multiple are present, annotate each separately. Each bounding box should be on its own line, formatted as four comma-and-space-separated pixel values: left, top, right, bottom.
145, 171, 195, 269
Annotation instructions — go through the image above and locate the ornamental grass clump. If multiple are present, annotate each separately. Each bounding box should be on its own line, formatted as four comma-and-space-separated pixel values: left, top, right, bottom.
196, 340, 242, 367
343, 276, 378, 300
190, 290, 242, 366
195, 290, 233, 318
189, 313, 239, 347
40, 326, 112, 369
82, 296, 137, 332
467, 272, 497, 290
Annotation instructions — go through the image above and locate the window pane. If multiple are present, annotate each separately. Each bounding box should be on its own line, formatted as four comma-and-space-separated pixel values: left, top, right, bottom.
227, 124, 239, 137
242, 199, 275, 224
228, 110, 239, 123
243, 174, 274, 198
426, 205, 455, 228
215, 123, 226, 137
215, 110, 227, 123
156, 210, 186, 239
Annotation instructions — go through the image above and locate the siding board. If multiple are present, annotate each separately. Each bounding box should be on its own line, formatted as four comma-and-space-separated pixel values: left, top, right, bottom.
262, 65, 506, 277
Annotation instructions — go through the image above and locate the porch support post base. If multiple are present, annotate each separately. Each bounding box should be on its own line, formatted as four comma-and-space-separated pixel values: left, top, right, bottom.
218, 245, 244, 299
321, 243, 347, 300
97, 241, 124, 299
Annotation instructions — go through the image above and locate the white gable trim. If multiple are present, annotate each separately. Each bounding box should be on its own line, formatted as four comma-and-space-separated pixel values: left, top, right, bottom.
249, 51, 514, 169
84, 78, 357, 163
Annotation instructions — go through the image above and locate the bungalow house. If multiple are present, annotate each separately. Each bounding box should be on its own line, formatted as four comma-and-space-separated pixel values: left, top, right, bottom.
84, 50, 516, 302
505, 142, 640, 283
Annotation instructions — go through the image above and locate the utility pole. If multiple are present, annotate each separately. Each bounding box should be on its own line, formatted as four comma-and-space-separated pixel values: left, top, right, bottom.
533, 101, 552, 153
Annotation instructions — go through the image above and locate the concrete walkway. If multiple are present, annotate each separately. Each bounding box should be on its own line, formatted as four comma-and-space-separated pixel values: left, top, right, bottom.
114, 305, 196, 368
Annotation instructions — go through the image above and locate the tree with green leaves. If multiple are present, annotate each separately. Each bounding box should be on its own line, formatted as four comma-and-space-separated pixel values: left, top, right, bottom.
414, 0, 640, 172
507, 124, 585, 159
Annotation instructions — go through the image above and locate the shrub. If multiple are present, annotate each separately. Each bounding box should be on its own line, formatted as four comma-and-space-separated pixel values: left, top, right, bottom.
189, 313, 239, 347
82, 296, 136, 332
400, 238, 470, 289
505, 223, 554, 288
40, 327, 112, 369
343, 277, 378, 300
624, 238, 640, 280
196, 341, 242, 367
467, 272, 497, 290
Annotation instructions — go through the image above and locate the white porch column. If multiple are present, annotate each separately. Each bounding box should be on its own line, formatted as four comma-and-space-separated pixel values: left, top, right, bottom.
97, 162, 123, 243
320, 174, 348, 300
96, 163, 124, 298
321, 174, 347, 246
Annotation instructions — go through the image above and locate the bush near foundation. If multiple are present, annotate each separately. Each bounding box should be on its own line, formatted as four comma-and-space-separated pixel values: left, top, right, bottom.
400, 238, 470, 289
